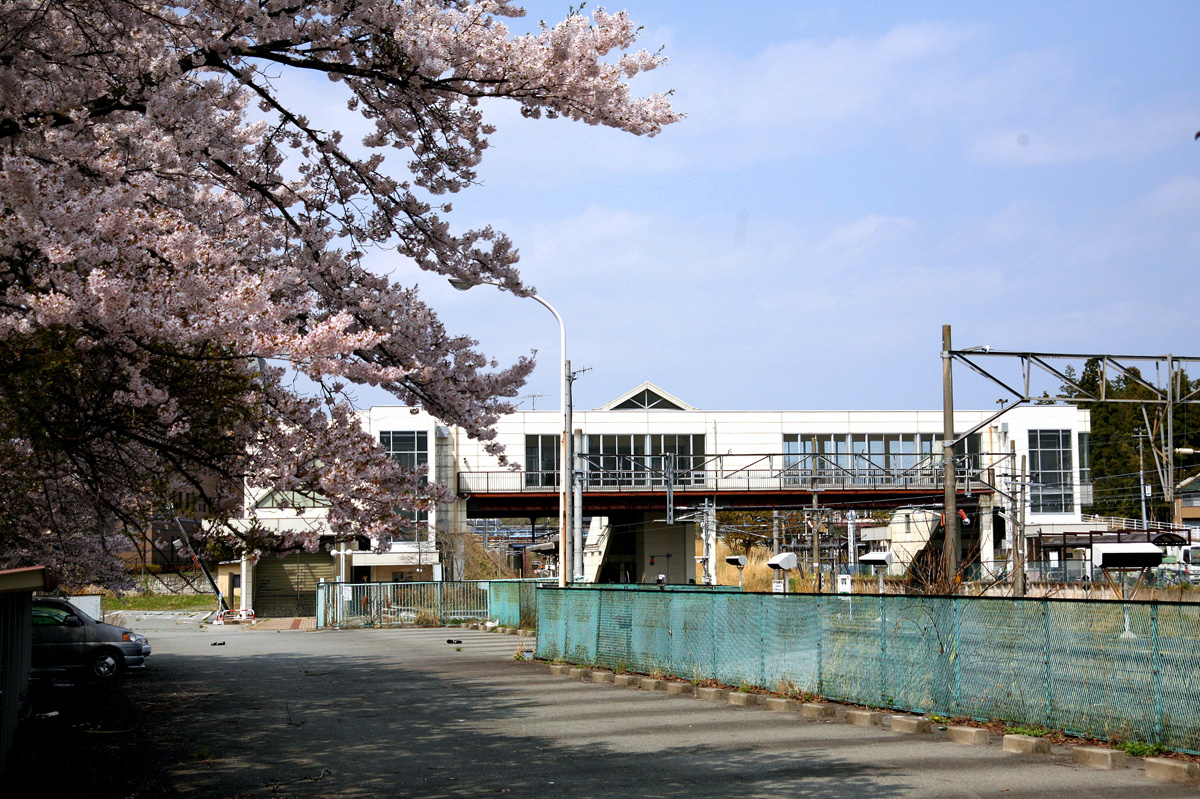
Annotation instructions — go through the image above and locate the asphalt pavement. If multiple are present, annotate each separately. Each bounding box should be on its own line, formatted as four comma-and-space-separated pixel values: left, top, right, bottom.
10, 615, 1200, 798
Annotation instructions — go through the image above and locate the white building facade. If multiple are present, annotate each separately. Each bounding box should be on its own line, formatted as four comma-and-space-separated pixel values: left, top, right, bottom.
232, 383, 1092, 614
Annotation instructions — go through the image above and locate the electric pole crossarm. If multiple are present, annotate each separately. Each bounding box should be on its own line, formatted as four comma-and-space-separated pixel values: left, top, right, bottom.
950, 353, 1027, 400
950, 350, 1200, 405
1028, 354, 1105, 400
947, 399, 1030, 448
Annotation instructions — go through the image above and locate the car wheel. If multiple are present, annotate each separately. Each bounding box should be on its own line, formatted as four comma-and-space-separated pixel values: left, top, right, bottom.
88, 650, 122, 679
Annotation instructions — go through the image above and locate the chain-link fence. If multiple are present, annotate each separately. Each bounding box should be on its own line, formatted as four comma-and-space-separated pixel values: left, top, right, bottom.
535, 587, 1200, 753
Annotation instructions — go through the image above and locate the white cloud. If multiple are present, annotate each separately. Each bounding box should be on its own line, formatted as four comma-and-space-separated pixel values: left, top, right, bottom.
969, 103, 1196, 165
1138, 176, 1200, 216
815, 214, 913, 257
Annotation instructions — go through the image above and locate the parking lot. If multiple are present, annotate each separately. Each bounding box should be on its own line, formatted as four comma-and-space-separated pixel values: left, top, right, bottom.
10, 616, 1200, 798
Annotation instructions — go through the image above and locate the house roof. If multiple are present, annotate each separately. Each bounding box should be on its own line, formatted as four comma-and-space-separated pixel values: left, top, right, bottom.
597, 382, 696, 411
0, 566, 53, 594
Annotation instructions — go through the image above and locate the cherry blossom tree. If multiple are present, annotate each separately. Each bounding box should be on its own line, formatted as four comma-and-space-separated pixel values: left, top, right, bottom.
0, 0, 680, 585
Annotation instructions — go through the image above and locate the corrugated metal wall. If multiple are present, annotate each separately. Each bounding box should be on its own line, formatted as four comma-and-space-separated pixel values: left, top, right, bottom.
0, 591, 32, 773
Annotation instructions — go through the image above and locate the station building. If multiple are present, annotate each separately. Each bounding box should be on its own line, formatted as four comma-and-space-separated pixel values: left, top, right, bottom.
226, 383, 1092, 616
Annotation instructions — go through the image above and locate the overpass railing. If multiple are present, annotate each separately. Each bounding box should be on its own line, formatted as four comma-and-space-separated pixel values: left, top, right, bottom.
460, 452, 997, 494
536, 586, 1200, 753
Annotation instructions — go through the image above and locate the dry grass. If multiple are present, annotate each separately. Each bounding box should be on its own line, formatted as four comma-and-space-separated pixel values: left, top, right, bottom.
715, 540, 824, 592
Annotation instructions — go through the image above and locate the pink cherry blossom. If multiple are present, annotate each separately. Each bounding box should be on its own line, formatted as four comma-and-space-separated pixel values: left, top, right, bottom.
0, 0, 680, 585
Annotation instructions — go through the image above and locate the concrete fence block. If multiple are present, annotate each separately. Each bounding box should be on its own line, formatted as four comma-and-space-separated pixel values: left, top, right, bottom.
801, 703, 836, 719
763, 697, 798, 712
590, 671, 615, 683
640, 678, 667, 691
890, 716, 932, 734
696, 687, 729, 702
665, 683, 695, 696
568, 668, 591, 680
946, 726, 990, 746
846, 710, 882, 727
1002, 735, 1051, 755
728, 692, 761, 707
1071, 747, 1126, 770
549, 664, 571, 676
1145, 758, 1200, 784
613, 674, 640, 687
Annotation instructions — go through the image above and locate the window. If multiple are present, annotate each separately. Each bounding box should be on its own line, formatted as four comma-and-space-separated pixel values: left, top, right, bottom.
381, 431, 428, 470
1078, 432, 1091, 484
381, 431, 429, 538
783, 432, 956, 480
1029, 429, 1073, 513
32, 606, 73, 626
612, 389, 684, 410
580, 433, 705, 486
524, 435, 560, 488
255, 489, 330, 509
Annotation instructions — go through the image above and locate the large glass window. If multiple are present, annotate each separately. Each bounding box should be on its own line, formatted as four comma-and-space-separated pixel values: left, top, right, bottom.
1029, 429, 1073, 513
381, 430, 429, 538
381, 431, 428, 470
783, 432, 957, 480
580, 433, 705, 486
524, 435, 560, 488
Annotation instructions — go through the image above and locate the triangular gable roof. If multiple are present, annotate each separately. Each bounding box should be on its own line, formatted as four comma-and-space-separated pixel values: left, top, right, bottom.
597, 382, 696, 411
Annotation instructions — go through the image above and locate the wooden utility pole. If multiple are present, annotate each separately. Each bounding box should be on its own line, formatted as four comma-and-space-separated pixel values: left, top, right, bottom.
942, 325, 960, 581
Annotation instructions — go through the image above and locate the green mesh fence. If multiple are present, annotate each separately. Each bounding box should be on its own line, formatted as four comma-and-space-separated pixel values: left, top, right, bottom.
486, 580, 546, 629
536, 587, 1200, 753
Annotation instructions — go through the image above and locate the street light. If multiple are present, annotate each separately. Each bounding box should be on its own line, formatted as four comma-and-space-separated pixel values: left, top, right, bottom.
449, 278, 573, 587
331, 546, 355, 582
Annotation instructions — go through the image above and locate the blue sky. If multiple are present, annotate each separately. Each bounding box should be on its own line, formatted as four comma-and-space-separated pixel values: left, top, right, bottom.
352, 1, 1200, 413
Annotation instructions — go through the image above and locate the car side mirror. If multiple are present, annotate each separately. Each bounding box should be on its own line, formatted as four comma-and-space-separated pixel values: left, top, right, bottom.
65, 615, 83, 627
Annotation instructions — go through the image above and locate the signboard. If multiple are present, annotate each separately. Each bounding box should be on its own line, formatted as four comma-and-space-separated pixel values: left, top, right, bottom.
837, 574, 852, 595
772, 579, 786, 594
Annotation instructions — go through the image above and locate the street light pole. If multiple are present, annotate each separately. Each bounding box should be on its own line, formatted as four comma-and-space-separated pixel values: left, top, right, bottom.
449, 279, 572, 587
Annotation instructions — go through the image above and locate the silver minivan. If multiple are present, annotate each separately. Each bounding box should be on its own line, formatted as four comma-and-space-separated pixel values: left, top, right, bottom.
31, 598, 151, 679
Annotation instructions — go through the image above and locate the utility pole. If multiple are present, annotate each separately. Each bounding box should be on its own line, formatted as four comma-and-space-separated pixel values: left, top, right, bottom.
1138, 429, 1148, 528
812, 492, 822, 593
1015, 454, 1027, 597
942, 324, 960, 580
847, 509, 857, 570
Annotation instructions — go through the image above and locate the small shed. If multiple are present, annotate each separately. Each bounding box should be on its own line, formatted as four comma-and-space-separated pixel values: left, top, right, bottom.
0, 566, 54, 773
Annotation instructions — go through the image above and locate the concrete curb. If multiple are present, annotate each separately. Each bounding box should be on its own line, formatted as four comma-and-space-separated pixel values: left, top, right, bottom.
946, 726, 990, 745
891, 716, 932, 734
846, 710, 882, 727
1145, 758, 1200, 784
537, 662, 1194, 791
1072, 747, 1127, 770
762, 697, 797, 712
801, 703, 835, 719
1002, 734, 1051, 755
728, 692, 761, 707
